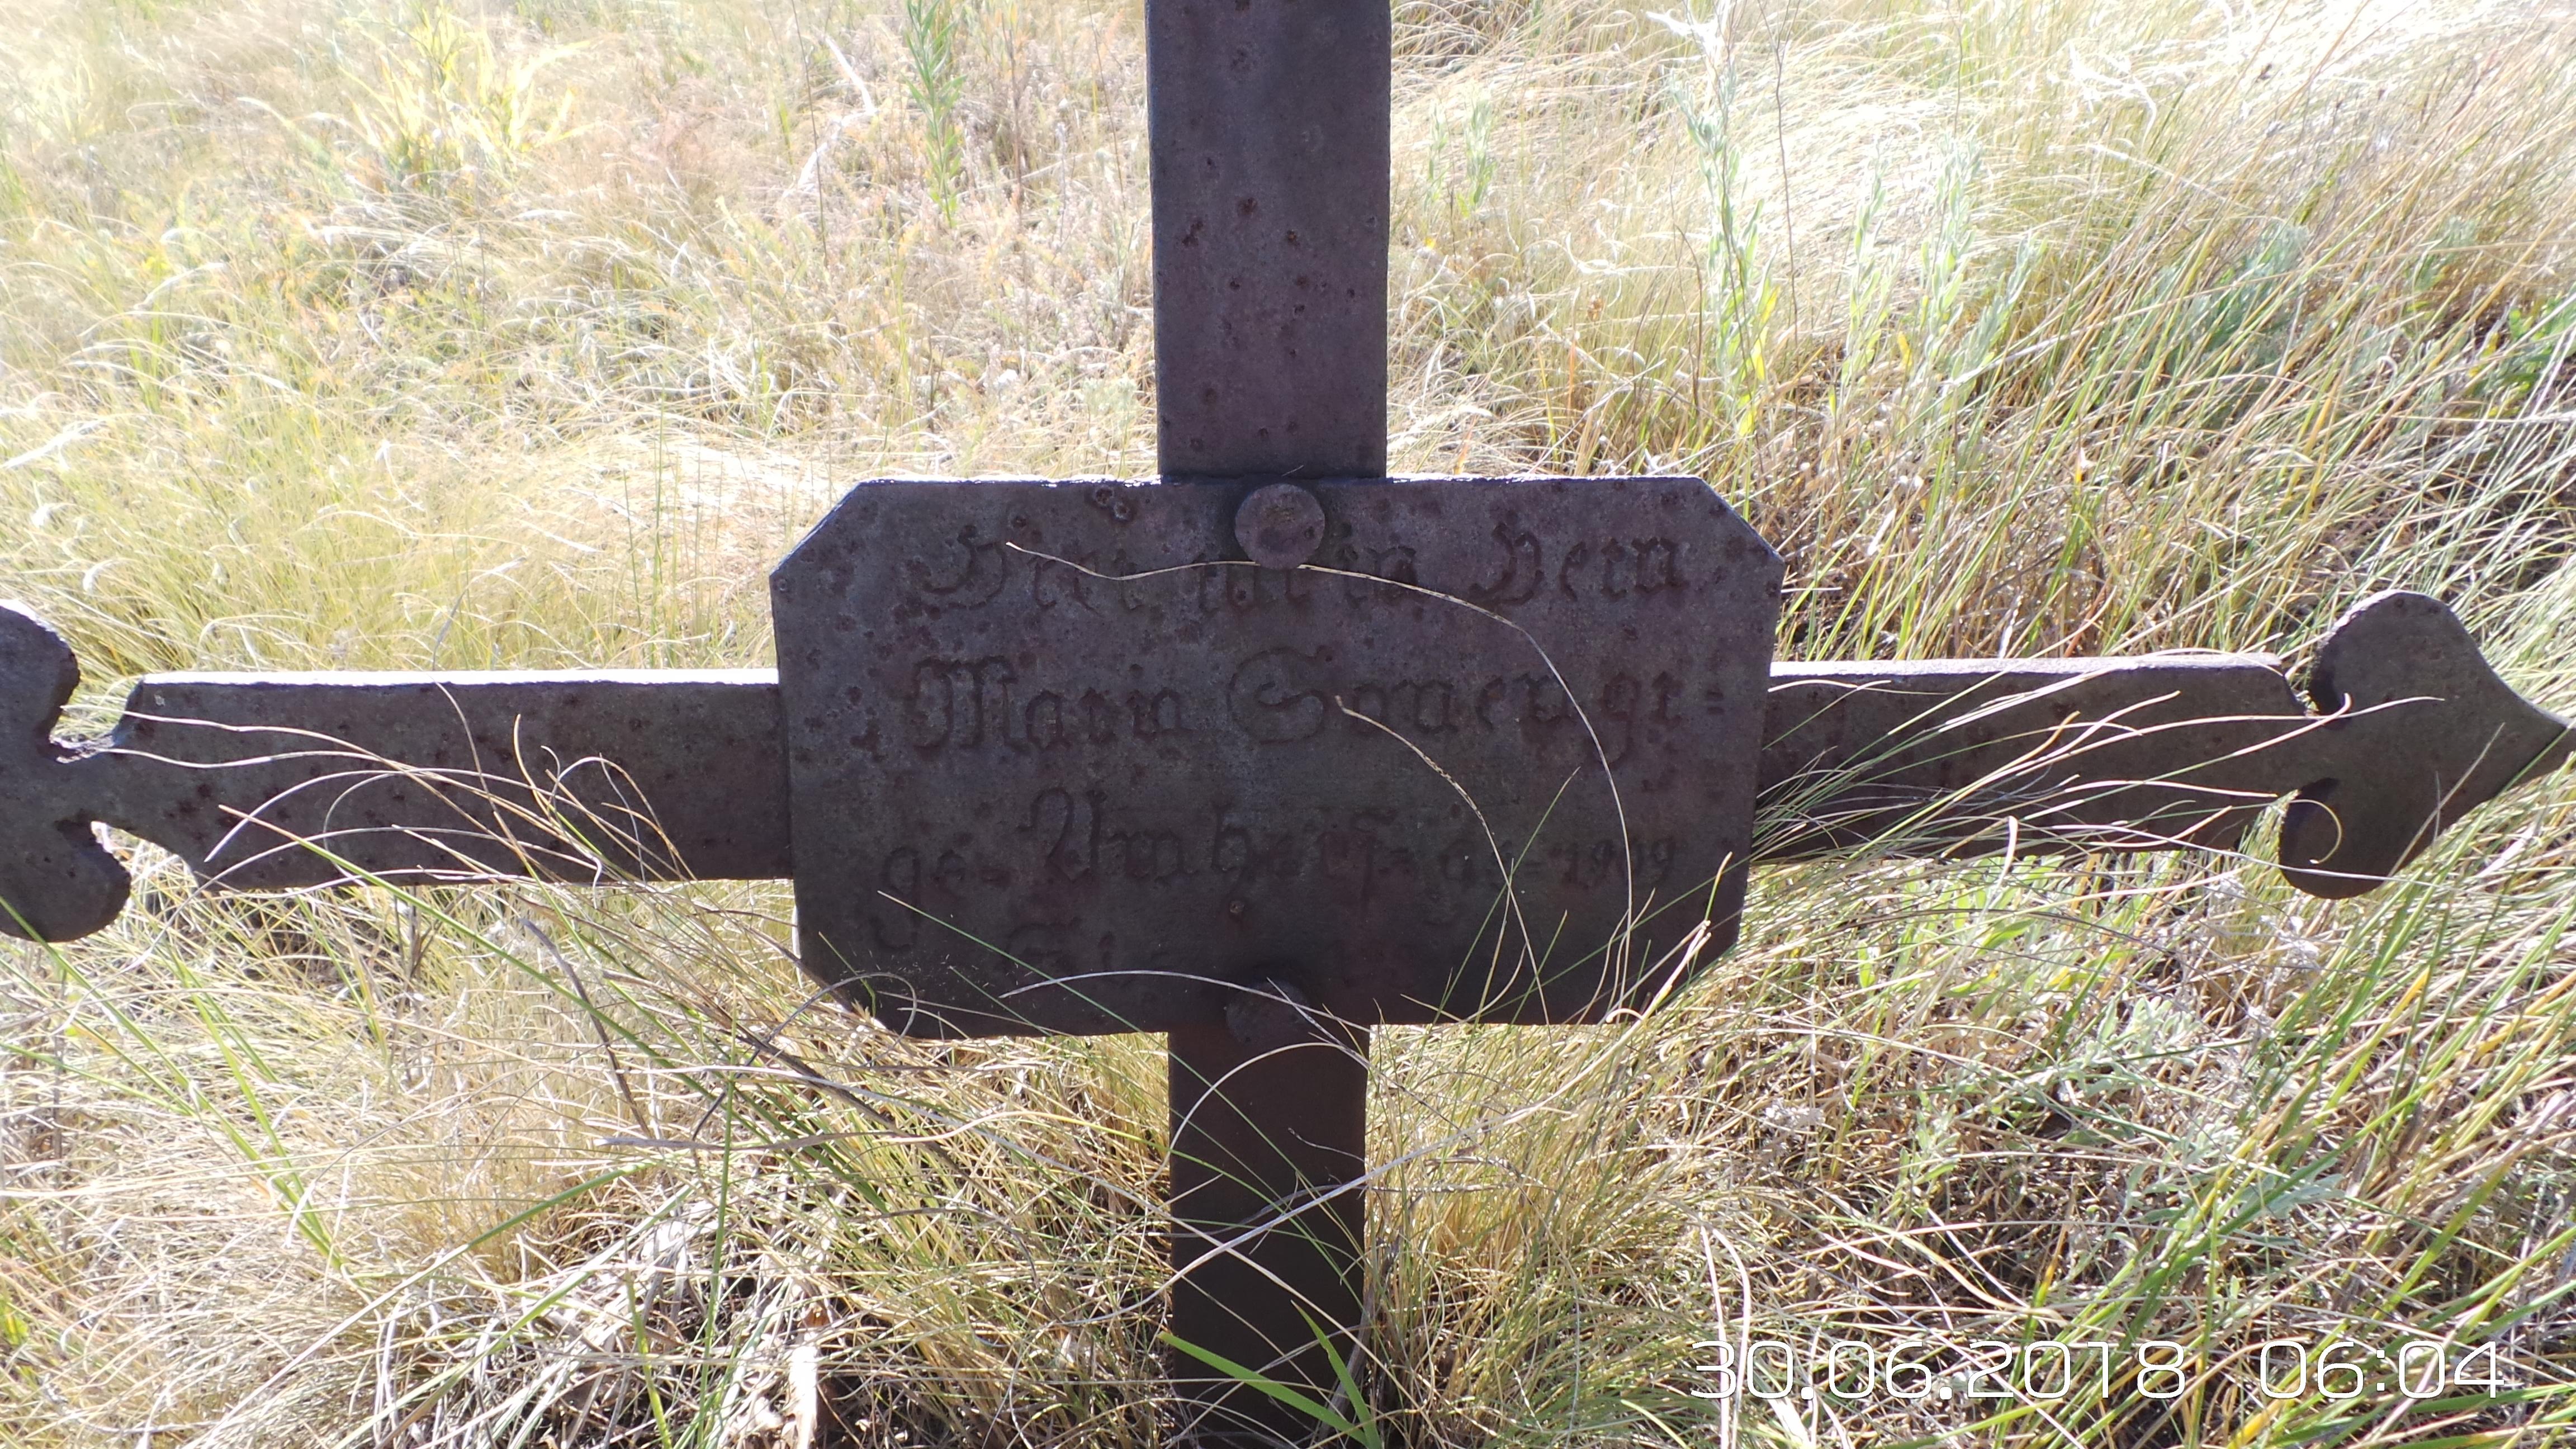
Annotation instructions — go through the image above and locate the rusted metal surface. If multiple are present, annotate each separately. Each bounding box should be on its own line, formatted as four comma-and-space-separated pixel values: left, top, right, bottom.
0, 600, 783, 942
3, 0, 2549, 1432
768, 475, 1784, 1038
1755, 591, 2572, 893
2281, 591, 2572, 896
1760, 653, 2307, 859
1149, 0, 1390, 479
1142, 8, 1394, 1424
0, 604, 127, 942
1233, 484, 1327, 571
9, 588, 2567, 944
8, 583, 2569, 1449
1167, 1003, 1368, 1446
107, 671, 789, 888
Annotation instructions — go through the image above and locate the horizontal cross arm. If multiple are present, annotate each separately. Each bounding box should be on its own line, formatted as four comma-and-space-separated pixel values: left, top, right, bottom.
2, 590, 2563, 943
0, 624, 786, 941
1758, 592, 2571, 894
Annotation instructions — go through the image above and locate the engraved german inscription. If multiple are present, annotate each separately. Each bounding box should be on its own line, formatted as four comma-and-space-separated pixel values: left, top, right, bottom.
773, 475, 1781, 1038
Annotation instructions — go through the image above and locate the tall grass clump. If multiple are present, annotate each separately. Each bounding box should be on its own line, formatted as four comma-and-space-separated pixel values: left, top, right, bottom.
6, 0, 2576, 1445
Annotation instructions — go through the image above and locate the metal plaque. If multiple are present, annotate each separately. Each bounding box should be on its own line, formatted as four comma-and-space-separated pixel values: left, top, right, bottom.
771, 475, 1781, 1037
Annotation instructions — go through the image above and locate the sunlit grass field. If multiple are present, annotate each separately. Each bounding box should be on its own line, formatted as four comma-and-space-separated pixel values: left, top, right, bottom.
6, 0, 2576, 1443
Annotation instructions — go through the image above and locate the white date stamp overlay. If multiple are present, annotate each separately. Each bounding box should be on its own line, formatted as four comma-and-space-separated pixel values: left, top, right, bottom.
1680, 1334, 2519, 1407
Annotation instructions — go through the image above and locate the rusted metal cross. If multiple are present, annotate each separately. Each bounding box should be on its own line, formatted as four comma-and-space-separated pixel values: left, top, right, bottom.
2, 4, 2570, 1443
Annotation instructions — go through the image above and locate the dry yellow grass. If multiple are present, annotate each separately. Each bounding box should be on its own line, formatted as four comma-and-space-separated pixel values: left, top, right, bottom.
6, 0, 2576, 1444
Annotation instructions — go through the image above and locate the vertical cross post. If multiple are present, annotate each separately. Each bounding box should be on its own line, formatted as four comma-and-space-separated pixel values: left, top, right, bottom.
1149, 0, 1390, 480
1167, 1012, 1371, 1443
1147, 0, 1390, 1439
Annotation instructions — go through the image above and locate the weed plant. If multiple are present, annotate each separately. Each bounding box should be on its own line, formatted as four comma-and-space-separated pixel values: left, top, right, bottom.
4, 0, 2576, 1444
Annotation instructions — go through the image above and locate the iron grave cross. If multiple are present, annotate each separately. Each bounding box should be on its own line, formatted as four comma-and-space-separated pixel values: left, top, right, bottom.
3, 3, 2572, 1442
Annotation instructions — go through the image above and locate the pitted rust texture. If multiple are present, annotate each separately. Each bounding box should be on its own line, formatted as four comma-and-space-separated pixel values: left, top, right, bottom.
1755, 591, 2572, 892
1758, 654, 2307, 861
1149, 0, 1390, 478
106, 671, 789, 888
2280, 592, 2570, 894
1166, 1007, 1367, 1444
770, 475, 1783, 1038
6, 589, 2567, 946
0, 599, 784, 943
1233, 484, 1325, 570
0, 604, 126, 941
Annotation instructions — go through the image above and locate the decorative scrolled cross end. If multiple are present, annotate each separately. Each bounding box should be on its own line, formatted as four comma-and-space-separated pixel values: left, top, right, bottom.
1, 587, 2567, 947
0, 603, 129, 943
2278, 591, 2574, 897
1756, 590, 2571, 898
0, 601, 792, 946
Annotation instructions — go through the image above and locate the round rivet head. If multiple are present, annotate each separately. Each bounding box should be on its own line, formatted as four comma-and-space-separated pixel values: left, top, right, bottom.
1233, 484, 1325, 570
